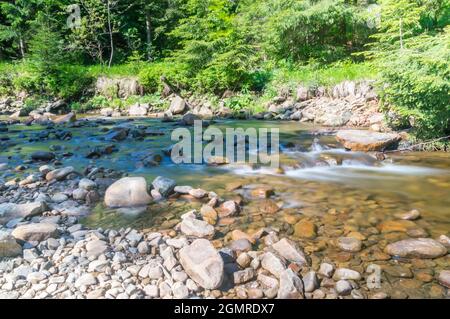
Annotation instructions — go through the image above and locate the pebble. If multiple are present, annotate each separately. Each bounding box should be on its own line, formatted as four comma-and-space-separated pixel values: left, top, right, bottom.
336, 237, 362, 252
385, 238, 447, 259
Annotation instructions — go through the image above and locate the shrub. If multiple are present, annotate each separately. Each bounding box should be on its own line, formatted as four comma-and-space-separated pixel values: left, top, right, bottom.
138, 61, 188, 94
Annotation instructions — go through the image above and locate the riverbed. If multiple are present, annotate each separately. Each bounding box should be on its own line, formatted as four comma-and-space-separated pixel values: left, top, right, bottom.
1, 117, 449, 298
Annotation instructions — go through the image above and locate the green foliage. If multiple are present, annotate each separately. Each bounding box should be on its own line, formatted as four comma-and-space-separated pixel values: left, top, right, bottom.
246, 0, 372, 63
83, 95, 110, 111
168, 0, 259, 93
379, 28, 450, 139
138, 61, 187, 93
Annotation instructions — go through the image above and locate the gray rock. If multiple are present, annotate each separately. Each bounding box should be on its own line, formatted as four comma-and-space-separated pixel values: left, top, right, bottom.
104, 177, 152, 208
180, 217, 215, 238
137, 241, 149, 254
72, 188, 88, 200
277, 269, 304, 299
75, 273, 97, 287
0, 201, 48, 223
272, 238, 308, 266
438, 270, 450, 288
229, 239, 252, 252
0, 232, 22, 258
86, 240, 109, 258
144, 285, 159, 298
79, 178, 97, 190
172, 282, 189, 299
174, 186, 193, 194
336, 280, 352, 295
128, 103, 149, 116
302, 271, 319, 293
31, 151, 55, 162
46, 166, 75, 181
233, 268, 256, 284
318, 262, 335, 278
51, 193, 68, 203
152, 176, 176, 197
169, 96, 186, 115
261, 252, 286, 278
12, 223, 58, 242
180, 112, 200, 126
333, 268, 361, 281
336, 130, 401, 152
179, 239, 224, 290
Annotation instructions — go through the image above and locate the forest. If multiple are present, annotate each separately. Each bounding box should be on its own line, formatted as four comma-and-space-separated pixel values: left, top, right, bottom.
0, 0, 449, 141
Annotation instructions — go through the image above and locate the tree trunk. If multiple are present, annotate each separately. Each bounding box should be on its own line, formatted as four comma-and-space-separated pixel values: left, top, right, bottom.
107, 0, 114, 68
145, 9, 152, 61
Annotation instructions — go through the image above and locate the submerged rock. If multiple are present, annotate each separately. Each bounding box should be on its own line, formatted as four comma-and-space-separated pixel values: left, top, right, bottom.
104, 177, 152, 208
179, 239, 224, 290
336, 130, 401, 152
384, 238, 447, 259
272, 238, 308, 266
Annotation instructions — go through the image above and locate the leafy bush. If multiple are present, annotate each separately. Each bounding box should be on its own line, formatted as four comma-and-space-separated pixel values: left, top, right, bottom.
83, 96, 110, 111
138, 61, 188, 93
379, 28, 450, 139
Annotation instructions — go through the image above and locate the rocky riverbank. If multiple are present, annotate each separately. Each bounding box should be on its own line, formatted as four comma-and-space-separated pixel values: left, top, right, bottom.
0, 156, 449, 299
1, 80, 388, 133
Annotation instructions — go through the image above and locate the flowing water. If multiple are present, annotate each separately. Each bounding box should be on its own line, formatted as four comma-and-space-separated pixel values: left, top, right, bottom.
2, 118, 449, 230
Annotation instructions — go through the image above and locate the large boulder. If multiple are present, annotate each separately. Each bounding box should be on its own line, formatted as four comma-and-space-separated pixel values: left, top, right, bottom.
169, 96, 186, 115
0, 232, 22, 258
336, 130, 401, 152
12, 223, 58, 242
384, 238, 447, 259
179, 239, 224, 290
104, 177, 152, 208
